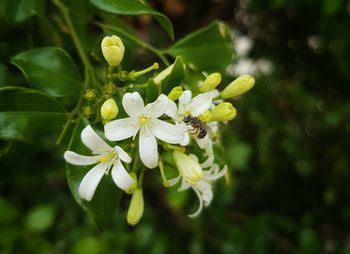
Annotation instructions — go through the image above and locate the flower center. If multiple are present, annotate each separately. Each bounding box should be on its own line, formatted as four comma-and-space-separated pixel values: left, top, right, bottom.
184, 109, 192, 116
139, 115, 148, 125
99, 152, 116, 163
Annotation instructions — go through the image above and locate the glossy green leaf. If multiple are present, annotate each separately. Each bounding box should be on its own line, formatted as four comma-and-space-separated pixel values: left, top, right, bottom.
3, 0, 46, 23
168, 21, 233, 71
0, 86, 67, 142
90, 0, 174, 40
66, 118, 123, 230
157, 56, 185, 95
11, 47, 83, 97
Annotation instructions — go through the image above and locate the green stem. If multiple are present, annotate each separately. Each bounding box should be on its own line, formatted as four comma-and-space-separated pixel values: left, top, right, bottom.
93, 21, 170, 66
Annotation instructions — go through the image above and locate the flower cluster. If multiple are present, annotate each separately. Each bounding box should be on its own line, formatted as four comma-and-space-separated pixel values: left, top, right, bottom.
64, 35, 255, 225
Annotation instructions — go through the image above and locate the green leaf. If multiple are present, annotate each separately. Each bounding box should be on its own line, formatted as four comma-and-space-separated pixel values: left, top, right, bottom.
90, 0, 174, 40
0, 86, 67, 142
66, 118, 123, 230
11, 47, 83, 97
168, 21, 233, 71
3, 0, 46, 23
154, 56, 185, 95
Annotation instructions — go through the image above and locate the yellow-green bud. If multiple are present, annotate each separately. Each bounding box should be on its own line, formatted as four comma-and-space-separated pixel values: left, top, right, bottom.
220, 74, 255, 99
168, 86, 183, 101
125, 172, 137, 195
200, 73, 222, 92
84, 89, 97, 101
127, 189, 144, 226
82, 106, 93, 117
209, 102, 236, 122
173, 151, 203, 184
101, 35, 125, 67
101, 98, 118, 121
199, 110, 212, 122
103, 83, 117, 96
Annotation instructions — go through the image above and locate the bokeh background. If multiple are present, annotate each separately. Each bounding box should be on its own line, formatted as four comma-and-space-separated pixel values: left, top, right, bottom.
1, 0, 350, 253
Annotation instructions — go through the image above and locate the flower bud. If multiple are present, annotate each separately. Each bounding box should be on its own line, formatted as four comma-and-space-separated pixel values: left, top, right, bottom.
127, 189, 144, 226
82, 106, 93, 117
209, 102, 236, 122
101, 98, 118, 121
84, 89, 97, 101
173, 151, 203, 184
103, 83, 117, 96
220, 74, 255, 99
101, 35, 125, 67
125, 172, 137, 195
168, 86, 183, 101
199, 73, 222, 92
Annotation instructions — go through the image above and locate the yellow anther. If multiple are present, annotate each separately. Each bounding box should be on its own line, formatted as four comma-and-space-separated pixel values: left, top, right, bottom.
183, 109, 192, 116
99, 156, 108, 163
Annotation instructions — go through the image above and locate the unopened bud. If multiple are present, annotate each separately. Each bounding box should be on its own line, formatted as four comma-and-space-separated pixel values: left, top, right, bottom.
84, 89, 97, 101
220, 74, 255, 99
200, 73, 222, 92
103, 83, 117, 96
199, 110, 212, 122
82, 106, 93, 117
209, 102, 236, 122
101, 98, 118, 121
168, 86, 183, 101
101, 35, 125, 67
125, 172, 137, 195
173, 151, 203, 184
127, 189, 144, 226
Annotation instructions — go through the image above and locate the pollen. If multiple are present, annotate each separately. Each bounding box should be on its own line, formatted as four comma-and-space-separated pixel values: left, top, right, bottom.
99, 156, 108, 163
184, 109, 192, 116
139, 115, 148, 125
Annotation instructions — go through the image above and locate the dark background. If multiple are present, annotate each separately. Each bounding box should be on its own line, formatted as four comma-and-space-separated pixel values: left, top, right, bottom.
1, 0, 350, 253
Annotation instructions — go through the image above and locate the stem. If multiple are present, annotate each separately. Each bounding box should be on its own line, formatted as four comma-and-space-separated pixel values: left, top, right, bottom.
53, 0, 94, 82
138, 168, 145, 188
93, 21, 170, 66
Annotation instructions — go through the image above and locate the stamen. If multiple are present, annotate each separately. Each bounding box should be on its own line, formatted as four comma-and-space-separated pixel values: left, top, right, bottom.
139, 115, 148, 125
128, 62, 159, 80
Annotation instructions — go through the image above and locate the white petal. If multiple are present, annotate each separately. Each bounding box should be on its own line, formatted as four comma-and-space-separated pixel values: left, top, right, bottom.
104, 117, 140, 141
114, 146, 132, 163
122, 92, 145, 117
178, 177, 191, 191
206, 165, 227, 181
178, 90, 192, 114
201, 155, 214, 169
111, 159, 135, 191
180, 132, 190, 146
167, 175, 181, 187
196, 181, 213, 206
139, 126, 158, 168
165, 99, 177, 119
149, 119, 184, 144
144, 94, 168, 118
188, 187, 204, 218
188, 93, 213, 116
64, 151, 100, 166
79, 163, 108, 201
81, 125, 111, 153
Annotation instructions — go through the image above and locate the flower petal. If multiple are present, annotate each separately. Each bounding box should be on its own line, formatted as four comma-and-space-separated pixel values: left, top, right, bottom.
81, 125, 111, 153
206, 165, 227, 181
165, 99, 177, 119
111, 159, 135, 191
196, 181, 213, 206
64, 151, 100, 166
122, 92, 145, 117
180, 132, 190, 146
178, 177, 191, 191
79, 163, 108, 201
167, 175, 181, 187
104, 117, 140, 141
114, 146, 132, 163
188, 187, 204, 218
144, 94, 168, 118
188, 92, 213, 116
139, 126, 158, 168
149, 119, 184, 144
178, 90, 192, 115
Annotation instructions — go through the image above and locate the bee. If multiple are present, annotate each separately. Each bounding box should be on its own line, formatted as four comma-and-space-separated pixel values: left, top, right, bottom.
183, 115, 208, 139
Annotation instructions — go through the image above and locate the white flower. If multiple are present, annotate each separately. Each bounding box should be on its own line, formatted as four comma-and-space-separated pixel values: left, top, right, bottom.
64, 125, 134, 201
104, 92, 184, 169
167, 160, 227, 217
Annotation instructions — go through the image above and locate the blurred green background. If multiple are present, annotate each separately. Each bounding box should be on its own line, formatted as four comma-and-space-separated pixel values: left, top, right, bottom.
1, 0, 350, 253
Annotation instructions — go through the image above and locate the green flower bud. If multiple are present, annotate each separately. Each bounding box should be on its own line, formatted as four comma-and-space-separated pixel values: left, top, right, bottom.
101, 35, 125, 67
220, 74, 255, 99
168, 86, 183, 101
173, 151, 203, 184
101, 98, 118, 121
125, 172, 137, 195
127, 189, 144, 226
84, 89, 97, 101
209, 102, 236, 122
82, 106, 93, 117
103, 83, 117, 96
199, 73, 222, 92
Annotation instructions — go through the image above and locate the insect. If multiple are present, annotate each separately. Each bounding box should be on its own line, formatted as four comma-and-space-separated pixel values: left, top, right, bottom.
183, 115, 208, 139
